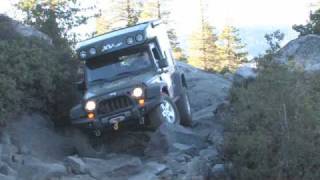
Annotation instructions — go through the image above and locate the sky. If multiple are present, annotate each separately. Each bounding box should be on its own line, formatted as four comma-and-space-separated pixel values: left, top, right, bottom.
0, 0, 316, 56
169, 0, 313, 57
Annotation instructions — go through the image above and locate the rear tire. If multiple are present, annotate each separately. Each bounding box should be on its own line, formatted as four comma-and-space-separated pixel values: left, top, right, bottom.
176, 88, 193, 126
147, 95, 180, 130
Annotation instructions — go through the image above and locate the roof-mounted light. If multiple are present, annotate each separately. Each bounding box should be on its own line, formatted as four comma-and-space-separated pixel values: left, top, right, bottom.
135, 34, 144, 42
79, 51, 87, 59
126, 37, 134, 45
89, 48, 97, 55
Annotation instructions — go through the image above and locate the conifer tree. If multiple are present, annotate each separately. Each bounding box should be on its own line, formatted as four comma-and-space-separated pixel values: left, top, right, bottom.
96, 13, 111, 35
139, 0, 161, 20
16, 0, 94, 46
188, 0, 218, 71
293, 2, 320, 36
218, 25, 248, 72
96, 0, 141, 33
139, 0, 185, 60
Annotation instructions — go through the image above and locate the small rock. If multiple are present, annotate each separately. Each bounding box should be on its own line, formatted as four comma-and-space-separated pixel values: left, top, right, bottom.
199, 147, 218, 162
0, 162, 17, 176
1, 144, 19, 164
146, 124, 206, 157
184, 157, 210, 180
18, 161, 67, 180
64, 156, 88, 174
175, 154, 189, 163
0, 174, 15, 180
212, 164, 224, 172
0, 132, 11, 145
128, 162, 167, 180
61, 174, 96, 180
10, 154, 25, 165
234, 63, 257, 86
207, 131, 223, 147
210, 164, 227, 179
18, 145, 31, 155
172, 143, 197, 156
83, 155, 142, 179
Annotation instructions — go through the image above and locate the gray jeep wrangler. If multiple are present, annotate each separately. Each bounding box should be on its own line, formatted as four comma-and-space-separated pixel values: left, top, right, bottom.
70, 20, 192, 136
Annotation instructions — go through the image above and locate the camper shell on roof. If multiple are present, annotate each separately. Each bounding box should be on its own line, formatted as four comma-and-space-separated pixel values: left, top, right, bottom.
76, 20, 169, 61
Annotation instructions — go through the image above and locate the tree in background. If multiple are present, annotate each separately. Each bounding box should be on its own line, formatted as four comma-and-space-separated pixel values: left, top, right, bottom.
96, 0, 185, 60
293, 2, 320, 36
96, 0, 141, 34
139, 0, 185, 61
264, 30, 285, 55
118, 0, 141, 26
16, 0, 95, 46
218, 26, 248, 72
14, 1, 95, 125
188, 0, 218, 71
139, 0, 162, 20
96, 14, 112, 35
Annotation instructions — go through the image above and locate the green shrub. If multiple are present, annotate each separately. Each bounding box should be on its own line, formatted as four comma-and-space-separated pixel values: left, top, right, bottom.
224, 60, 320, 180
0, 34, 78, 125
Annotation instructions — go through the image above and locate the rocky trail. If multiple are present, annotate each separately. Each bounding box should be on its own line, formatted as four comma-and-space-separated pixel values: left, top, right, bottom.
1, 13, 320, 180
0, 62, 232, 180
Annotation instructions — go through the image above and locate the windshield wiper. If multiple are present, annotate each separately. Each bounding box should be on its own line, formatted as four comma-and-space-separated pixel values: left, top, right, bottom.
90, 78, 111, 84
115, 71, 140, 77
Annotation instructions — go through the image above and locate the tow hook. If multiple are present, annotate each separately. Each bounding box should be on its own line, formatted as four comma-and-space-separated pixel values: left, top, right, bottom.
94, 129, 102, 137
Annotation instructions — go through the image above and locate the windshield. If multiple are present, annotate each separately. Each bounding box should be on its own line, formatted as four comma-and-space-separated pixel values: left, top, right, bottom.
85, 47, 153, 84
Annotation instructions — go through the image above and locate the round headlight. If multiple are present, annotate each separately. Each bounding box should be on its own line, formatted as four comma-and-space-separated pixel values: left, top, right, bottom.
126, 37, 134, 45
89, 48, 96, 55
79, 51, 87, 59
135, 34, 144, 42
132, 87, 144, 98
85, 100, 96, 111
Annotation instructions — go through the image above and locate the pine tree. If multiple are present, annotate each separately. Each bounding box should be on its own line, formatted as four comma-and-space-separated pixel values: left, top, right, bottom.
139, 0, 185, 60
96, 11, 112, 35
96, 0, 141, 33
188, 22, 218, 71
188, 0, 218, 71
218, 25, 248, 72
293, 3, 320, 36
16, 0, 94, 46
139, 0, 161, 21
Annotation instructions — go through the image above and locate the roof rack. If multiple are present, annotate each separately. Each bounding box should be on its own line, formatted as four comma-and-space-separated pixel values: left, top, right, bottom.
77, 20, 161, 44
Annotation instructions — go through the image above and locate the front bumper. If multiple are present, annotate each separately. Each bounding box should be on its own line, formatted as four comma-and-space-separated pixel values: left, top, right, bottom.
71, 97, 160, 130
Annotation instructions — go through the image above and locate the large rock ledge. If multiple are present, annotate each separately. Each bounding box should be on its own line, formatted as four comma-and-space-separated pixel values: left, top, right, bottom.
274, 34, 320, 71
0, 14, 52, 44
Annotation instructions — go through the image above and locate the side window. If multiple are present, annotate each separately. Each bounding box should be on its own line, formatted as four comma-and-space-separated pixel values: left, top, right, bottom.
152, 47, 161, 61
150, 42, 169, 68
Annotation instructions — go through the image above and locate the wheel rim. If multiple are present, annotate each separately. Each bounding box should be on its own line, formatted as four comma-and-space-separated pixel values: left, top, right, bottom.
160, 100, 176, 124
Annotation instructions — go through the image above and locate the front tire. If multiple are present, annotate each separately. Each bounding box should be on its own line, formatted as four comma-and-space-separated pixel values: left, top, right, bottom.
176, 88, 193, 126
147, 95, 181, 130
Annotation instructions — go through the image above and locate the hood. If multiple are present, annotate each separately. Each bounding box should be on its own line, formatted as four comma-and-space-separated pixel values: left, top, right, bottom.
84, 71, 158, 100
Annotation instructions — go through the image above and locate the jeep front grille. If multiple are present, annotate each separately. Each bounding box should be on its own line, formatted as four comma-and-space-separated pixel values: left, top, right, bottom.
97, 96, 132, 115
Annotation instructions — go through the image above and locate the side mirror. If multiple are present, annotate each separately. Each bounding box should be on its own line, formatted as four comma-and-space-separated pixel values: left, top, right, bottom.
75, 80, 86, 91
158, 58, 169, 68
151, 47, 168, 68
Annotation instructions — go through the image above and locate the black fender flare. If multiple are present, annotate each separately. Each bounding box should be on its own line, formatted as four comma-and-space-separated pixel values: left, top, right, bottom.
70, 104, 86, 120
172, 72, 187, 98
